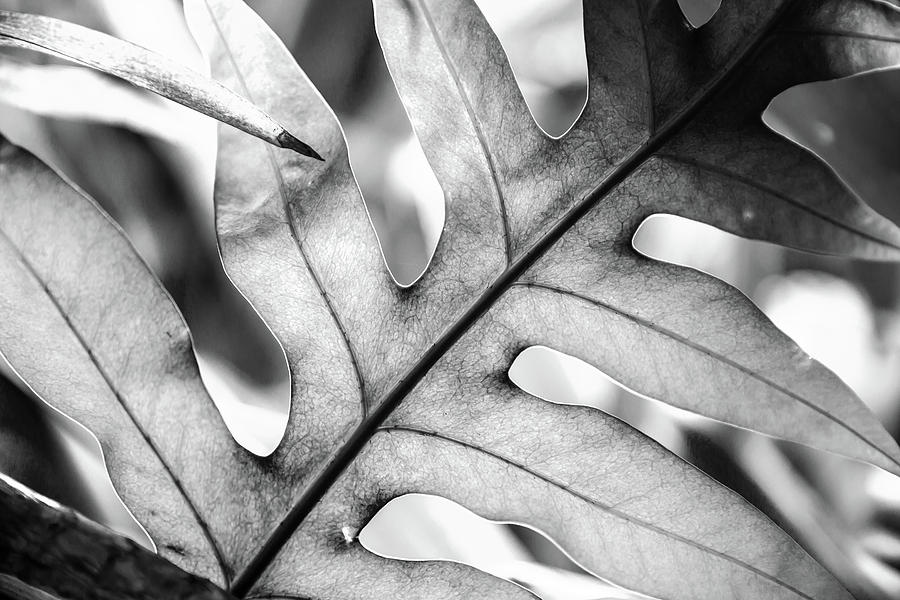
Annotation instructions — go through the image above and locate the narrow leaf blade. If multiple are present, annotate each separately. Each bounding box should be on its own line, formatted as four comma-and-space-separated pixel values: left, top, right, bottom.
0, 10, 321, 159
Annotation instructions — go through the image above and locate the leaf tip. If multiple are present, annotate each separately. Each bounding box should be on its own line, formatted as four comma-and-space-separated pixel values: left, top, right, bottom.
277, 130, 324, 161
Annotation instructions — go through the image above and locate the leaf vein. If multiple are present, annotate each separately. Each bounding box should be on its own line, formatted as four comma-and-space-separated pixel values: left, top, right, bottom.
657, 151, 900, 252
633, 0, 655, 134
414, 0, 512, 263
776, 27, 900, 44
517, 281, 900, 470
380, 425, 817, 600
0, 226, 231, 584
199, 0, 368, 415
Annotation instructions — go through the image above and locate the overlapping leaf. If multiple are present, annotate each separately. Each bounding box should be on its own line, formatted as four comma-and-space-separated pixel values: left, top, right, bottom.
2, 0, 900, 599
0, 9, 319, 157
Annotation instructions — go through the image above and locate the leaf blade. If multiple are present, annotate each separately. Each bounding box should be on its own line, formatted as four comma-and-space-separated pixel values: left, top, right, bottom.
192, 0, 898, 596
0, 9, 320, 159
0, 142, 230, 583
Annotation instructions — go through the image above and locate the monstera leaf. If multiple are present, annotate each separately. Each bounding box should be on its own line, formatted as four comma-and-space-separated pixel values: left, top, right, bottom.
2, 0, 900, 599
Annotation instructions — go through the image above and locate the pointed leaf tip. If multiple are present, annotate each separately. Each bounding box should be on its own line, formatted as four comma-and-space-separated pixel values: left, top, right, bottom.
678, 0, 723, 29
276, 130, 324, 161
0, 10, 320, 159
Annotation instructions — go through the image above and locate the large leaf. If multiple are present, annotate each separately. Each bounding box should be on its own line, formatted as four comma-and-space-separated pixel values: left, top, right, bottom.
2, 0, 900, 599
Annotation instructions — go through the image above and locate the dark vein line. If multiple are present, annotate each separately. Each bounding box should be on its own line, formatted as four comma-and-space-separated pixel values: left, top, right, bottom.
657, 151, 900, 251
777, 28, 900, 44
633, 0, 655, 134
201, 0, 368, 417
380, 425, 817, 600
415, 0, 512, 263
231, 2, 800, 595
265, 147, 368, 416
0, 228, 231, 584
517, 281, 900, 471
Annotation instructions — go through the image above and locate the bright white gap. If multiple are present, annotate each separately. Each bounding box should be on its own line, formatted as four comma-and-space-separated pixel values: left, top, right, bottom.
0, 356, 153, 551
359, 493, 655, 600
474, 0, 587, 138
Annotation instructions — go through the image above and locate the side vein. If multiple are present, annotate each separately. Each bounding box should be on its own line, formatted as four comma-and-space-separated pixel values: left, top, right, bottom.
517, 281, 900, 470
633, 0, 655, 134
657, 151, 900, 251
201, 0, 368, 415
415, 0, 512, 263
776, 28, 900, 44
380, 425, 816, 600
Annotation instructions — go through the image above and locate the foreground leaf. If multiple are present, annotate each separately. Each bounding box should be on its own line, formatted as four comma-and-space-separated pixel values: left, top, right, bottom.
0, 57, 193, 143
2, 1, 900, 599
0, 9, 320, 159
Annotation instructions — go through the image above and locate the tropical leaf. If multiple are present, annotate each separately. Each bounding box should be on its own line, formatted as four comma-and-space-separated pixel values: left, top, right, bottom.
2, 0, 900, 599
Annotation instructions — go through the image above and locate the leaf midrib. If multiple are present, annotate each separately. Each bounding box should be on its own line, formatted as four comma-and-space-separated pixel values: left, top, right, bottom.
228, 1, 799, 595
